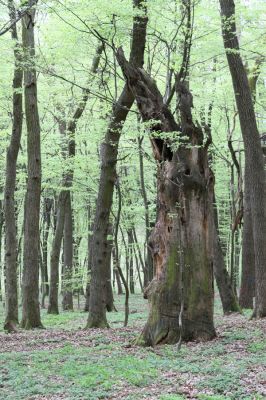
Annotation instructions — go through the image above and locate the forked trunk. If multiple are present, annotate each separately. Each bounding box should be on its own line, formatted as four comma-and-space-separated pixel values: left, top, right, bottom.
116, 49, 215, 345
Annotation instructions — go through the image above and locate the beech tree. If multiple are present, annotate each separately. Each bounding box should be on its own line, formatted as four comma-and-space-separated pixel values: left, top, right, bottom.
86, 0, 148, 328
219, 0, 266, 318
4, 0, 23, 332
20, 1, 43, 329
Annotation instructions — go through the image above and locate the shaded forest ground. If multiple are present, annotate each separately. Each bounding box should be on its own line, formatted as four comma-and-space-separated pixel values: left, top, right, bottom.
0, 294, 265, 400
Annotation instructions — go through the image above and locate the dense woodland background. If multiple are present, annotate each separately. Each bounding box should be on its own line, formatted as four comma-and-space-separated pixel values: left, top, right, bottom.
0, 0, 266, 398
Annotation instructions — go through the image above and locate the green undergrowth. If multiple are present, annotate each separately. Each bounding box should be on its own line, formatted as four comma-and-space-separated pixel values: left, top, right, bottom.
0, 294, 265, 399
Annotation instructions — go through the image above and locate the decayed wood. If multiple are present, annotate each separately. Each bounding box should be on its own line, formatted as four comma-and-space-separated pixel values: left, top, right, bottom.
116, 48, 216, 345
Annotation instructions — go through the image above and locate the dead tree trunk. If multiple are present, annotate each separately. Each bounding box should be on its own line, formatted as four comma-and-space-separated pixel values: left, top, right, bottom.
116, 49, 216, 345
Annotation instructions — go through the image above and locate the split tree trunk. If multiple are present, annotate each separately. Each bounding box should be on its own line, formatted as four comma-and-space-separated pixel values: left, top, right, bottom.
21, 3, 43, 329
116, 49, 216, 345
86, 0, 147, 328
219, 0, 266, 318
4, 0, 23, 332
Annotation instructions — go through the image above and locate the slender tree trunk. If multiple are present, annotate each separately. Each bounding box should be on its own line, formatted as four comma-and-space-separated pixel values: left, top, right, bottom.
138, 136, 153, 285
219, 0, 266, 318
20, 3, 43, 329
239, 183, 255, 308
61, 192, 74, 310
212, 195, 240, 313
40, 197, 52, 308
3, 0, 23, 332
105, 223, 116, 312
112, 250, 123, 295
127, 229, 135, 294
116, 49, 216, 345
86, 0, 147, 328
0, 200, 4, 303
48, 191, 67, 314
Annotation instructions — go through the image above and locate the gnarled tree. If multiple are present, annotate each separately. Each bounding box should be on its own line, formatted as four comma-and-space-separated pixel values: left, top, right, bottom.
116, 49, 216, 345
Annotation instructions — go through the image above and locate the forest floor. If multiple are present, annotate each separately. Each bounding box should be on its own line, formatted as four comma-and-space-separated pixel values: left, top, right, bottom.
0, 294, 265, 400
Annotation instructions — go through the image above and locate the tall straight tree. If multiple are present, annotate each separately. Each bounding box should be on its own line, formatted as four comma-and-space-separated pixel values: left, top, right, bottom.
239, 60, 263, 309
4, 0, 23, 332
219, 0, 266, 318
20, 0, 43, 329
47, 44, 103, 314
86, 0, 148, 328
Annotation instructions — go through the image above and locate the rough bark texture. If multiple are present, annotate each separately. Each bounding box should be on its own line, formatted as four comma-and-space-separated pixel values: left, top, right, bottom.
86, 0, 147, 328
239, 181, 255, 308
20, 3, 43, 329
239, 62, 262, 309
4, 0, 23, 332
219, 0, 266, 318
116, 50, 216, 345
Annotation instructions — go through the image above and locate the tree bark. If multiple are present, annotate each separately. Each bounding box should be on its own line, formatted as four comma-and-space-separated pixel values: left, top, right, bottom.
61, 192, 74, 310
86, 0, 147, 328
20, 2, 43, 329
219, 0, 266, 318
239, 61, 262, 309
40, 197, 52, 308
4, 0, 23, 332
116, 49, 216, 345
48, 191, 67, 314
212, 196, 240, 314
138, 136, 153, 285
239, 181, 255, 308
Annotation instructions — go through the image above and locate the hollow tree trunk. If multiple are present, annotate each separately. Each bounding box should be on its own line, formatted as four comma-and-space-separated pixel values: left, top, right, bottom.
20, 3, 43, 329
116, 48, 216, 345
219, 0, 266, 318
4, 0, 23, 332
86, 0, 147, 328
